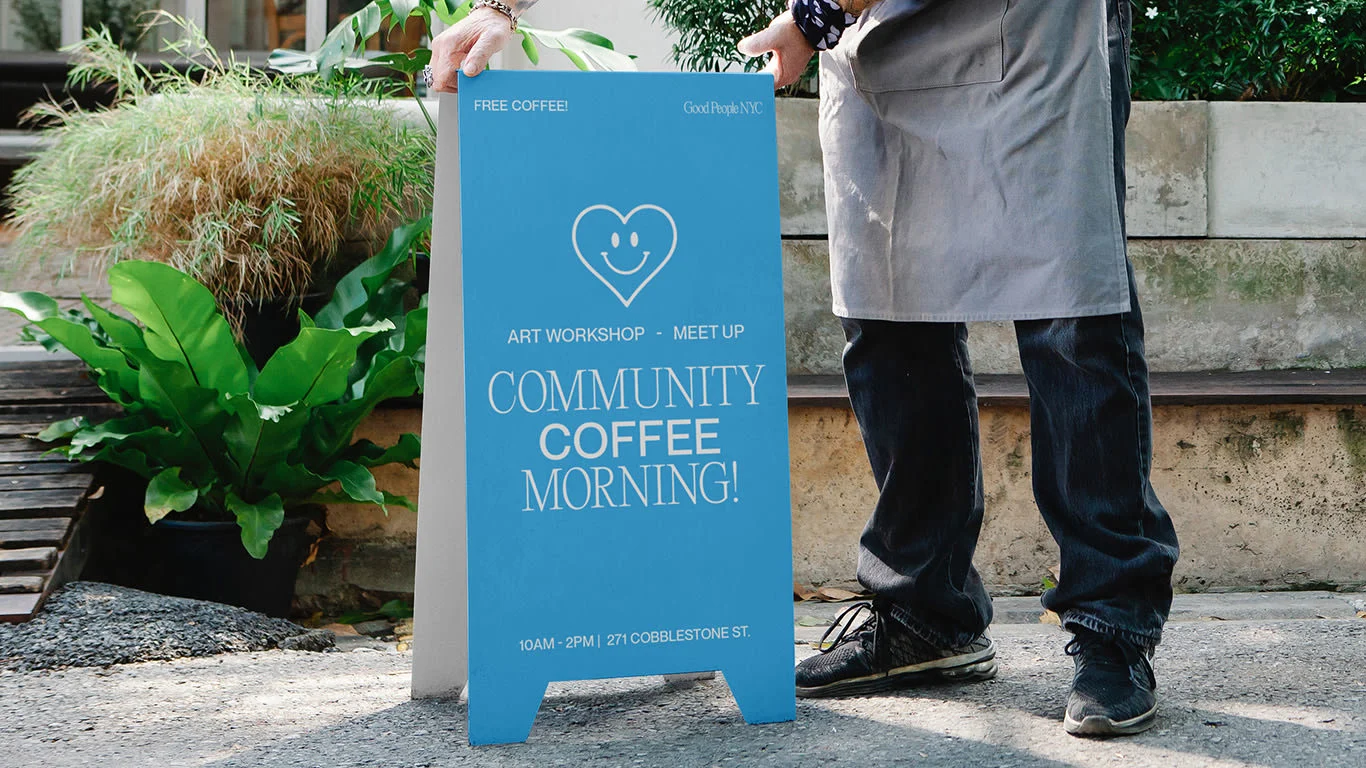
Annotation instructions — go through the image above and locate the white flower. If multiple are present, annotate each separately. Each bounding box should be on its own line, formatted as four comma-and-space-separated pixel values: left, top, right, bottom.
1306, 6, 1317, 14
1145, 6, 1158, 19
1319, 15, 1328, 22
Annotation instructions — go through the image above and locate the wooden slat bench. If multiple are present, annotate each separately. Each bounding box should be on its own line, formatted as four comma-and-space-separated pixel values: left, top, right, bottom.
0, 360, 117, 622
788, 369, 1366, 408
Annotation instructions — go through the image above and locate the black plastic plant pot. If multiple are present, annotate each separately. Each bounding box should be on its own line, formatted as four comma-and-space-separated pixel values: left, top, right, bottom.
234, 292, 330, 369
147, 516, 315, 618
414, 252, 431, 295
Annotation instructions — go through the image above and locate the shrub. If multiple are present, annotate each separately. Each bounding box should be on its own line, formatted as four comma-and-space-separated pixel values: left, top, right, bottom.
645, 0, 818, 93
1131, 0, 1366, 101
644, 0, 1365, 101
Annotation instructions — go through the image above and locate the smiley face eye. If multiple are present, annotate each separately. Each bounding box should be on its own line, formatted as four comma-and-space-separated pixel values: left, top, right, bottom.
611, 232, 620, 248
630, 231, 639, 248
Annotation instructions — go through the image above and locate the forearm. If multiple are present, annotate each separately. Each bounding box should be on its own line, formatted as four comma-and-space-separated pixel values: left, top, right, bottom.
790, 0, 883, 51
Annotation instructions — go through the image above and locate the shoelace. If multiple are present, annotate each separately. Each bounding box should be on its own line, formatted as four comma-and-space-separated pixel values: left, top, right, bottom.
1065, 631, 1156, 687
816, 601, 880, 653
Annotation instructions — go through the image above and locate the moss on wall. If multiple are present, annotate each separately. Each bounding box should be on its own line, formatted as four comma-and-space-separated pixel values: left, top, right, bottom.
1311, 251, 1366, 314
1133, 242, 1218, 302
1228, 246, 1307, 302
1132, 240, 1366, 311
1336, 409, 1366, 474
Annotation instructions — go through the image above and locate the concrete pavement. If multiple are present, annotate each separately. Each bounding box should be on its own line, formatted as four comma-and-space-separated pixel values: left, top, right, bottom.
2, 593, 1364, 767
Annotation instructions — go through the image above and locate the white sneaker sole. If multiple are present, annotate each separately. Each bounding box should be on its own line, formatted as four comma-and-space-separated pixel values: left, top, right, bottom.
1064, 702, 1159, 737
796, 647, 997, 699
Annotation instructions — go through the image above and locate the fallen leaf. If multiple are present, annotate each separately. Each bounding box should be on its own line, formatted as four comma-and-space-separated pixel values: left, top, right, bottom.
322, 622, 360, 637
816, 587, 862, 602
1357, 611, 1366, 619
1039, 610, 1060, 625
793, 581, 819, 601
795, 615, 829, 627
301, 537, 322, 568
87, 485, 106, 500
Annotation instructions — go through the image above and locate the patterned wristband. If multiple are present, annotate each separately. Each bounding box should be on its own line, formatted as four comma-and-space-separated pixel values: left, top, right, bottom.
790, 0, 858, 52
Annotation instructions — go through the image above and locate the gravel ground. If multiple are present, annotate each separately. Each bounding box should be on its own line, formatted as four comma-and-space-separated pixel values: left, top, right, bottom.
0, 583, 332, 672
2, 618, 1364, 767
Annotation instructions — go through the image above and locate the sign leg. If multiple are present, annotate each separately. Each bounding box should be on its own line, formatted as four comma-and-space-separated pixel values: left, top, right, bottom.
412, 94, 468, 699
723, 661, 797, 725
468, 678, 548, 745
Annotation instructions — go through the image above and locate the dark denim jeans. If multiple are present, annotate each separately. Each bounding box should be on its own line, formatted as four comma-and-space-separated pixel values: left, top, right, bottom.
840, 271, 1179, 650
839, 0, 1177, 651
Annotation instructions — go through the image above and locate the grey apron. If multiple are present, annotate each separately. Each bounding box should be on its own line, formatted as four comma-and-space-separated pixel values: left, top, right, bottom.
820, 0, 1130, 322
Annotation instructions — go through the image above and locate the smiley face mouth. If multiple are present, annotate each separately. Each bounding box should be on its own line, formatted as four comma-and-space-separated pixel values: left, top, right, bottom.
601, 249, 650, 275
600, 229, 650, 275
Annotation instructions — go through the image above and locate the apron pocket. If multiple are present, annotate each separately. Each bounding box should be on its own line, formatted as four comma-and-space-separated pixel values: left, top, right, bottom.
849, 0, 1008, 93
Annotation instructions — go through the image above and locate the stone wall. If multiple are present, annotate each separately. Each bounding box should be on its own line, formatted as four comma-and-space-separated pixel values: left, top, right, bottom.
785, 239, 1366, 376
256, 101, 1366, 605
778, 100, 1366, 376
294, 399, 1366, 607
792, 404, 1366, 594
778, 100, 1366, 240
767, 98, 1366, 594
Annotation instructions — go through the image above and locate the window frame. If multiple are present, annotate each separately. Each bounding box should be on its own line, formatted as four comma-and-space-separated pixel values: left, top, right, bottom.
53, 0, 329, 51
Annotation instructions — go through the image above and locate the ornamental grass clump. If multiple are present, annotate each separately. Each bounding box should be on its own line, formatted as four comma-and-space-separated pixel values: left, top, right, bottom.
5, 19, 433, 317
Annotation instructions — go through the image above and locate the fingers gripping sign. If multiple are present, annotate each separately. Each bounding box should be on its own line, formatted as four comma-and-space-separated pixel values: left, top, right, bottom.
737, 12, 817, 91
429, 6, 519, 92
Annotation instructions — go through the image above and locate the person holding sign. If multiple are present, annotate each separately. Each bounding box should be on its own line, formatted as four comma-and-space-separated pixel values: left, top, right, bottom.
430, 0, 1177, 741
737, 0, 1180, 739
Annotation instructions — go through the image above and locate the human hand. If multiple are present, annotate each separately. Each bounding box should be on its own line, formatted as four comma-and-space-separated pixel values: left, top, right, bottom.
428, 7, 517, 92
737, 11, 816, 90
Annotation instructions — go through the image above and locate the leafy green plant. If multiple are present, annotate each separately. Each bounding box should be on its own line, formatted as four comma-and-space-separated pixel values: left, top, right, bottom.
1132, 0, 1366, 101
0, 221, 430, 559
338, 598, 413, 625
4, 17, 433, 320
645, 0, 818, 94
11, 0, 158, 51
270, 0, 636, 108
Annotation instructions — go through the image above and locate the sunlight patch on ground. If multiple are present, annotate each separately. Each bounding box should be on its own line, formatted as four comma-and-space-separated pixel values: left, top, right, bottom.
1195, 701, 1358, 732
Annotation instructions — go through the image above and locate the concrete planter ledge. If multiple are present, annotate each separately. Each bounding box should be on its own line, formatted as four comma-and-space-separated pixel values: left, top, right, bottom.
778, 99, 1366, 239
783, 239, 1366, 376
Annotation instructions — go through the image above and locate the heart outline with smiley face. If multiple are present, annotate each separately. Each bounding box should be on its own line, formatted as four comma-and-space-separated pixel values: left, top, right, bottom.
571, 204, 677, 308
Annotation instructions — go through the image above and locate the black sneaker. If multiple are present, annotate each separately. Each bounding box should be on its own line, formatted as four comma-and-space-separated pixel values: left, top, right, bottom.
795, 600, 996, 699
1063, 628, 1159, 737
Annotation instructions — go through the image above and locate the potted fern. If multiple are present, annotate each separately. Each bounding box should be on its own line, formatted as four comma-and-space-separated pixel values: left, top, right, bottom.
0, 221, 429, 617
